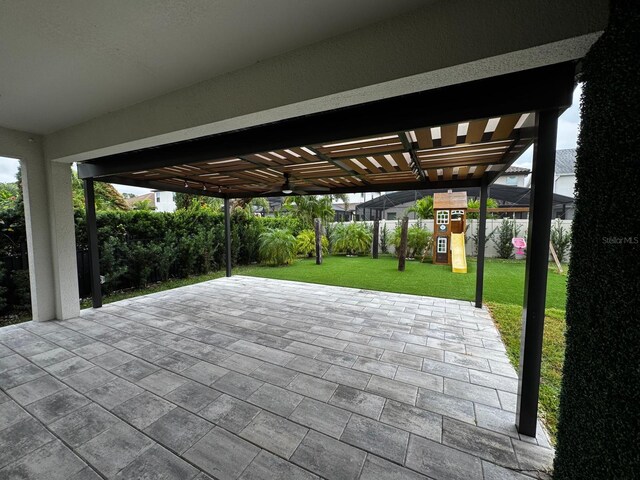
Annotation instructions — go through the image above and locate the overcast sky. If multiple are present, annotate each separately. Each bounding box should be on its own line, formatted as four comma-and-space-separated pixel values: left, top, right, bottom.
0, 84, 581, 196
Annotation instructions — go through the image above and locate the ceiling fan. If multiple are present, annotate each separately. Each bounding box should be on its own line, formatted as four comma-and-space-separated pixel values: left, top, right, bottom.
267, 172, 330, 195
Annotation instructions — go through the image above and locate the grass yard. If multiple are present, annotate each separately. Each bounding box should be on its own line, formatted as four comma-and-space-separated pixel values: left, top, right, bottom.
241, 254, 567, 442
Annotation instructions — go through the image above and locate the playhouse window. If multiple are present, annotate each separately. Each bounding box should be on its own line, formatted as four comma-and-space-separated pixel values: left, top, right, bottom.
436, 211, 449, 224
437, 237, 447, 253
451, 210, 464, 221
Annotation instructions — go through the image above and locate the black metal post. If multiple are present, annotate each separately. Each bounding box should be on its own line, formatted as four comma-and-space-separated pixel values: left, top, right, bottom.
372, 219, 379, 259
224, 197, 232, 277
83, 179, 102, 308
475, 178, 488, 308
516, 109, 559, 437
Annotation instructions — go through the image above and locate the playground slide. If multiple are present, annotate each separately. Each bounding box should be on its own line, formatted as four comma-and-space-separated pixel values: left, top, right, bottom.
451, 233, 467, 274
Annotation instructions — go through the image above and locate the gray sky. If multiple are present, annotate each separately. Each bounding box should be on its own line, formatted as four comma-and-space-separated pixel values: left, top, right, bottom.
0, 84, 581, 195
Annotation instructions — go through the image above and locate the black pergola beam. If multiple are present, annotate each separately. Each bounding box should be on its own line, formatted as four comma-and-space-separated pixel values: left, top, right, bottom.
82, 178, 102, 308
516, 109, 560, 437
77, 62, 576, 180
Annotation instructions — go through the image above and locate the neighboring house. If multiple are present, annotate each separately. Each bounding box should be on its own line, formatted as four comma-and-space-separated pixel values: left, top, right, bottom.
355, 184, 574, 221
554, 149, 577, 219
554, 149, 576, 197
125, 190, 176, 212
494, 165, 530, 187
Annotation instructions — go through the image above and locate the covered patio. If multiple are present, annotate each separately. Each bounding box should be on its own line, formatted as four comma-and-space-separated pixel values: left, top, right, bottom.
0, 276, 552, 479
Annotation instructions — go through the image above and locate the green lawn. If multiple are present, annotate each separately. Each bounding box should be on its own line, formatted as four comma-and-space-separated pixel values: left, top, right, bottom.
240, 255, 567, 310
241, 254, 567, 442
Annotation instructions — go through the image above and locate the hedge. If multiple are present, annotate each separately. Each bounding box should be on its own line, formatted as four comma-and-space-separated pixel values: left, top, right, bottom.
553, 2, 640, 478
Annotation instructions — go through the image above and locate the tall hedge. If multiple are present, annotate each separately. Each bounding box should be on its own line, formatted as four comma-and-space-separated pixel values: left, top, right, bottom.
554, 2, 640, 478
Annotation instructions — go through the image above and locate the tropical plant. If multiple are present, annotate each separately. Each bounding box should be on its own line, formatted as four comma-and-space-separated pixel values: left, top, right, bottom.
380, 223, 389, 253
391, 224, 433, 259
131, 199, 155, 211
466, 197, 499, 219
408, 196, 434, 219
550, 219, 571, 263
491, 219, 521, 259
331, 222, 372, 256
0, 263, 7, 312
283, 195, 335, 228
295, 229, 328, 257
259, 229, 297, 266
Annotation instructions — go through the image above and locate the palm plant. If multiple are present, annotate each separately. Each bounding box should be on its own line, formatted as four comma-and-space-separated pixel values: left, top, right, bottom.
408, 196, 434, 219
283, 194, 349, 228
391, 225, 432, 258
259, 228, 297, 266
332, 222, 372, 256
295, 229, 328, 257
466, 197, 498, 219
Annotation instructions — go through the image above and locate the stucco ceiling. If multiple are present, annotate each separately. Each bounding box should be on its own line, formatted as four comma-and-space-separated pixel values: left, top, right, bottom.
0, 0, 429, 134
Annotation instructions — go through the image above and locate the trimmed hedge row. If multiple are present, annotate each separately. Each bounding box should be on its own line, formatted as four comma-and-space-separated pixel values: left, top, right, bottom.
554, 2, 640, 478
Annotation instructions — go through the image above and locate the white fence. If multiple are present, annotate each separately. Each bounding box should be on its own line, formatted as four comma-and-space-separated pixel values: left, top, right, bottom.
333, 219, 572, 260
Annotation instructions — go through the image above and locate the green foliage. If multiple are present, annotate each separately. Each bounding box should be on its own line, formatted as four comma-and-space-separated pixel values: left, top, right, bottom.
391, 224, 433, 259
131, 199, 154, 211
283, 195, 335, 229
259, 229, 297, 266
408, 196, 434, 219
295, 230, 328, 257
466, 197, 499, 219
550, 219, 571, 263
331, 222, 372, 256
380, 224, 389, 254
491, 219, 521, 259
0, 262, 6, 312
554, 4, 640, 478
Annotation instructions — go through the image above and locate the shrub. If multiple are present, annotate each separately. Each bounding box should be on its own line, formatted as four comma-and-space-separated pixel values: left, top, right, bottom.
391, 225, 432, 259
491, 219, 521, 259
295, 230, 328, 257
0, 263, 6, 312
332, 222, 372, 256
550, 219, 571, 263
259, 229, 297, 266
554, 4, 639, 478
408, 196, 434, 219
380, 224, 389, 253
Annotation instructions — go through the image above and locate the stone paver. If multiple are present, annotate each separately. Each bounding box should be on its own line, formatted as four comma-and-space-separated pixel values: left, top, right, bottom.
0, 276, 553, 479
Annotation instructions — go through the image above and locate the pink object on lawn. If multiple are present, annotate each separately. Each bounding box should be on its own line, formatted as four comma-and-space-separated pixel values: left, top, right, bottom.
512, 237, 527, 255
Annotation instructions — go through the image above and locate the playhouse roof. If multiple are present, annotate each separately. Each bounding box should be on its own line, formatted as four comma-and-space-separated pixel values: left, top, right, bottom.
433, 191, 468, 209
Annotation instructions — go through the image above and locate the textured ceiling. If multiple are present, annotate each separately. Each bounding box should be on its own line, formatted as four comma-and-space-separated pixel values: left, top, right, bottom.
0, 0, 429, 134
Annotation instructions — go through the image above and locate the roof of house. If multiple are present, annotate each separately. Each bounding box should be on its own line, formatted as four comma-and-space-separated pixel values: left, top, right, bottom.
555, 148, 576, 175
356, 184, 574, 210
504, 165, 530, 174
125, 192, 155, 207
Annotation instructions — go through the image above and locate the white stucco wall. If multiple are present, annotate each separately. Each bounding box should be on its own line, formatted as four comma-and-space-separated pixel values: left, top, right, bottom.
554, 175, 576, 198
153, 191, 177, 213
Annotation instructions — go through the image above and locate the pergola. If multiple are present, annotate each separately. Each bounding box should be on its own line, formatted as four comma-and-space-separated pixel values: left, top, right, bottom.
77, 61, 576, 437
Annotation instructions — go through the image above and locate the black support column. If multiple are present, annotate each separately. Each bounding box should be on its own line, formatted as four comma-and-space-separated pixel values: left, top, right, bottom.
83, 178, 102, 308
475, 178, 488, 308
224, 197, 232, 277
516, 109, 559, 436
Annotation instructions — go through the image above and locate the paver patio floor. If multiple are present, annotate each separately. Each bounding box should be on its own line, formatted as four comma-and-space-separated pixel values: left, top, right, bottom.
0, 276, 554, 479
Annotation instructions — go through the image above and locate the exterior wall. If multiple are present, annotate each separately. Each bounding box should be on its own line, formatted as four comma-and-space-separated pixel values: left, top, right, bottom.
0, 126, 79, 321
347, 218, 572, 260
154, 191, 176, 213
554, 174, 576, 198
494, 174, 528, 187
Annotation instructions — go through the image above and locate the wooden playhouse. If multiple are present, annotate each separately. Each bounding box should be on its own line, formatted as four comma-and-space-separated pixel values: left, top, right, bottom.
432, 191, 468, 273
